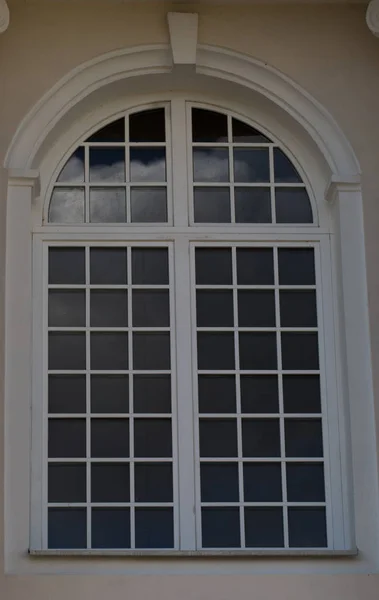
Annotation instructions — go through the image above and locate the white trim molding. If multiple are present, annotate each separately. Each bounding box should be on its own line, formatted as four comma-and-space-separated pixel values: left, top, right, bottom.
366, 0, 379, 37
167, 12, 198, 66
0, 0, 9, 33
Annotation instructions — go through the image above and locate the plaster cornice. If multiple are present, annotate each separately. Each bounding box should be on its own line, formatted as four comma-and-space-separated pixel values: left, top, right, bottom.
367, 0, 379, 36
0, 0, 9, 33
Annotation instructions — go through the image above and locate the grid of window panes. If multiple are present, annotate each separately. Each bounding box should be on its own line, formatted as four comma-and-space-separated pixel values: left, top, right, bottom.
49, 107, 170, 224
46, 244, 176, 550
190, 108, 313, 225
193, 244, 327, 549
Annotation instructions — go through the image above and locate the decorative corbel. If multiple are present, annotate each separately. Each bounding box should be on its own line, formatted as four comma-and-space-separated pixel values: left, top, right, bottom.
366, 0, 379, 37
167, 12, 198, 68
0, 0, 9, 33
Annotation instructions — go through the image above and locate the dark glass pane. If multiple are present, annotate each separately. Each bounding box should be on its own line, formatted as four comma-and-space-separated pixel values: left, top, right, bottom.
273, 149, 302, 183
90, 333, 128, 370
193, 148, 229, 182
239, 333, 277, 370
57, 147, 85, 183
92, 509, 130, 549
134, 375, 171, 413
200, 463, 239, 502
90, 248, 127, 285
194, 187, 231, 223
199, 419, 237, 457
86, 118, 125, 142
133, 333, 171, 370
242, 419, 280, 457
49, 290, 86, 327
285, 419, 323, 457
288, 508, 327, 547
91, 419, 129, 458
130, 148, 166, 182
202, 508, 240, 548
236, 248, 274, 285
275, 188, 313, 224
135, 508, 174, 548
48, 419, 86, 458
89, 148, 125, 182
49, 375, 86, 413
91, 375, 129, 413
90, 188, 126, 223
90, 290, 128, 327
49, 188, 85, 224
240, 375, 279, 413
196, 290, 234, 327
278, 248, 315, 285
48, 464, 86, 502
280, 291, 317, 328
195, 248, 232, 285
132, 290, 169, 327
134, 419, 172, 457
91, 463, 130, 502
232, 118, 271, 143
48, 508, 86, 549
132, 248, 169, 285
129, 108, 166, 142
245, 508, 284, 548
234, 148, 269, 183
49, 248, 85, 285
135, 463, 173, 502
286, 463, 325, 502
198, 375, 236, 413
237, 290, 276, 327
192, 108, 228, 143
283, 375, 321, 413
235, 188, 271, 223
281, 333, 319, 370
197, 333, 235, 370
131, 187, 167, 223
243, 463, 282, 501
49, 333, 86, 370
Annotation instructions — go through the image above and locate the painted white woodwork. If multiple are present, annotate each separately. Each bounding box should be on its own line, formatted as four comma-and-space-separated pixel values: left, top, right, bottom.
167, 12, 198, 66
0, 0, 9, 33
367, 0, 379, 36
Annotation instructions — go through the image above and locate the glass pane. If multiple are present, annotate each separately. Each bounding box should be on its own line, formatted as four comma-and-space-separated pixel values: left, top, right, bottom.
91, 418, 129, 458
194, 187, 231, 223
57, 147, 84, 183
286, 463, 325, 502
131, 187, 167, 223
90, 188, 126, 223
130, 148, 166, 182
281, 333, 319, 370
49, 247, 85, 285
90, 248, 127, 285
134, 463, 173, 502
48, 464, 86, 502
245, 508, 284, 548
195, 248, 232, 285
193, 148, 229, 182
278, 248, 315, 285
196, 290, 234, 327
283, 375, 321, 413
135, 508, 173, 548
132, 248, 169, 285
132, 290, 169, 327
198, 375, 236, 413
199, 419, 238, 457
134, 419, 172, 457
237, 290, 276, 327
48, 508, 86, 549
234, 148, 270, 183
90, 290, 128, 327
288, 508, 327, 547
89, 148, 125, 182
197, 333, 235, 370
91, 375, 129, 413
235, 188, 271, 223
240, 375, 279, 413
133, 333, 170, 370
86, 118, 125, 142
192, 108, 228, 142
48, 290, 86, 327
92, 508, 130, 549
273, 148, 302, 183
49, 375, 86, 413
49, 188, 85, 224
275, 188, 313, 224
48, 332, 86, 370
134, 375, 171, 413
91, 463, 130, 502
201, 508, 240, 548
236, 248, 274, 285
285, 419, 323, 457
280, 291, 317, 328
242, 419, 280, 457
232, 118, 271, 143
243, 463, 282, 501
200, 463, 239, 502
129, 108, 165, 142
90, 333, 128, 370
239, 333, 277, 370
48, 419, 86, 458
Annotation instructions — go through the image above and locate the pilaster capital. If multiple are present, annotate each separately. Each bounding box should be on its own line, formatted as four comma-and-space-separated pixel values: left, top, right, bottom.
325, 174, 361, 202
7, 169, 40, 195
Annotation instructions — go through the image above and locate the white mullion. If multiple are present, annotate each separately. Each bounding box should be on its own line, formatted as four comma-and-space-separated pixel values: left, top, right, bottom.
165, 104, 173, 226
127, 246, 135, 548
228, 116, 236, 224
269, 146, 276, 224
125, 116, 131, 223
41, 243, 49, 549
84, 146, 90, 223
171, 98, 189, 227
85, 245, 91, 548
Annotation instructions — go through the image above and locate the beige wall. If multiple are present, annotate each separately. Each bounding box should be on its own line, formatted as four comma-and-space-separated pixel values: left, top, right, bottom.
1, 1, 379, 597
